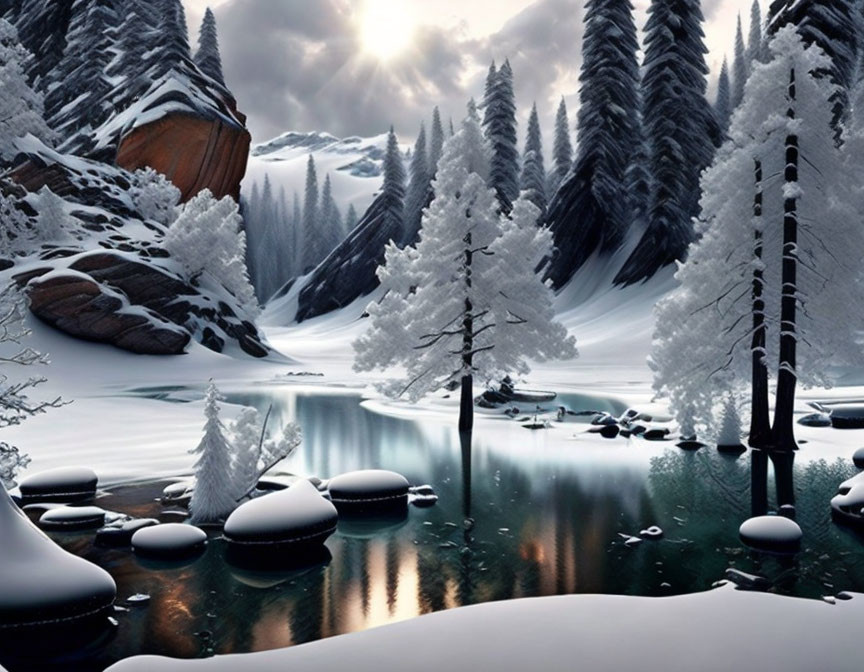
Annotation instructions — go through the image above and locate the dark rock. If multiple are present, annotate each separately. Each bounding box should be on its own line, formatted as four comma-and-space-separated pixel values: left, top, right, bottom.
798, 412, 832, 428
718, 442, 747, 456
724, 568, 771, 592
39, 506, 106, 531
19, 467, 98, 503
131, 524, 208, 560
853, 447, 864, 470
599, 424, 620, 439
677, 440, 706, 451
830, 407, 864, 429
96, 518, 160, 547
328, 470, 410, 512
643, 428, 671, 441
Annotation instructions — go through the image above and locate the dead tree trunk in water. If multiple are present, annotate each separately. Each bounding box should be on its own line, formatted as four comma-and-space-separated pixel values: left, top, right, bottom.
749, 158, 772, 448
459, 232, 475, 433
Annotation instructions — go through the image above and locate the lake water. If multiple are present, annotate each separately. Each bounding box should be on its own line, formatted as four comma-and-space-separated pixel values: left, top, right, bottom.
5, 387, 864, 671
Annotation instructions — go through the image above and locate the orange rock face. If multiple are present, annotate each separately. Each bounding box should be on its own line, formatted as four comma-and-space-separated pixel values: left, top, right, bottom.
115, 112, 251, 202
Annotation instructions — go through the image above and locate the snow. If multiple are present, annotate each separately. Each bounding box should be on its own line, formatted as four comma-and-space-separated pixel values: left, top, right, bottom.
327, 469, 409, 504
739, 515, 803, 552
130, 523, 207, 559
104, 584, 864, 672
223, 480, 337, 545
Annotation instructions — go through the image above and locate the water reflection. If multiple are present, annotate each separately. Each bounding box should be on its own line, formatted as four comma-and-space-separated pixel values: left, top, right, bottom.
9, 389, 864, 671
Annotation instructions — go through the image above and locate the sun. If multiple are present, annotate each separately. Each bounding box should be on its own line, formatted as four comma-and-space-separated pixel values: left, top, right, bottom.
359, 0, 416, 62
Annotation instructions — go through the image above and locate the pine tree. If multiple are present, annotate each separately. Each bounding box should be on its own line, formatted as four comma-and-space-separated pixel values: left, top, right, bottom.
302, 154, 320, 270
519, 103, 546, 216
732, 14, 747, 108
482, 59, 519, 213
0, 191, 31, 258
429, 106, 445, 177
354, 110, 576, 433
111, 3, 152, 84
345, 203, 359, 233
715, 57, 732, 132
405, 122, 431, 244
189, 382, 239, 525
194, 7, 226, 88
551, 97, 573, 193
717, 396, 744, 450
152, 0, 192, 79
381, 125, 407, 242
615, 0, 717, 286
32, 187, 72, 243
746, 0, 763, 66
319, 173, 343, 256
292, 191, 303, 274
0, 18, 53, 158
767, 0, 858, 132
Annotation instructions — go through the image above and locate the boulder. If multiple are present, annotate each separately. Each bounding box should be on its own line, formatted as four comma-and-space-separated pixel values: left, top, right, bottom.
717, 442, 747, 456
739, 515, 803, 553
116, 113, 250, 203
131, 524, 207, 560
831, 472, 864, 529
39, 506, 106, 532
0, 489, 116, 629
19, 467, 98, 503
327, 470, 410, 512
27, 273, 190, 355
224, 481, 338, 551
798, 412, 832, 428
853, 447, 864, 470
676, 440, 706, 451
830, 406, 864, 429
95, 518, 160, 548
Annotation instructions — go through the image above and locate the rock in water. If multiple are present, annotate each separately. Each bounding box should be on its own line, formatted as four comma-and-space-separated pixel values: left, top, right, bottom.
19, 467, 98, 503
717, 442, 747, 456
131, 524, 207, 560
0, 489, 116, 629
39, 506, 106, 531
96, 519, 160, 548
798, 412, 832, 428
224, 480, 338, 550
327, 470, 410, 512
853, 448, 864, 470
739, 515, 803, 553
831, 472, 864, 529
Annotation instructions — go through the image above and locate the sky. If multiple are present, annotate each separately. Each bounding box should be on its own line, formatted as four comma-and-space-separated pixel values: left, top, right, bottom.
183, 0, 756, 144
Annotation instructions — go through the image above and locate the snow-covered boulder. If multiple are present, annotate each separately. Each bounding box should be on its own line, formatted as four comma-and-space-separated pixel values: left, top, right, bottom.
131, 524, 207, 560
39, 506, 106, 531
223, 480, 338, 550
327, 470, 410, 511
853, 447, 864, 470
19, 467, 98, 503
831, 472, 864, 529
95, 518, 160, 547
0, 489, 116, 629
161, 480, 193, 502
739, 515, 803, 553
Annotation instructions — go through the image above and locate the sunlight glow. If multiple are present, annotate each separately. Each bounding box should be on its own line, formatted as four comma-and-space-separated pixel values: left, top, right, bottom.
359, 0, 416, 62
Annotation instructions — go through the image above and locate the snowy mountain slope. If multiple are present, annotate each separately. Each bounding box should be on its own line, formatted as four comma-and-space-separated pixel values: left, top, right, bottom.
244, 131, 392, 215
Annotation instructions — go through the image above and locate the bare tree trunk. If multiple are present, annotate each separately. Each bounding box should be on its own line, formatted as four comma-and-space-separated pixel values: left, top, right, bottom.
459, 232, 474, 433
749, 159, 771, 448
772, 67, 799, 453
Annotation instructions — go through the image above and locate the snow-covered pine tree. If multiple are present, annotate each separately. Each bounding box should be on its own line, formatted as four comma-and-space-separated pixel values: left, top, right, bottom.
716, 396, 745, 451
152, 0, 192, 79
194, 7, 226, 88
550, 97, 573, 195
715, 57, 732, 132
767, 0, 859, 133
545, 0, 641, 287
615, 0, 717, 286
319, 173, 343, 255
189, 382, 238, 525
353, 108, 576, 433
519, 103, 547, 216
651, 26, 864, 449
380, 124, 406, 243
405, 122, 431, 244
429, 106, 445, 177
301, 154, 320, 271
0, 18, 53, 159
344, 203, 359, 233
165, 189, 260, 319
482, 59, 519, 213
746, 0, 763, 66
110, 3, 152, 84
0, 190, 31, 258
732, 14, 747, 108
32, 187, 72, 243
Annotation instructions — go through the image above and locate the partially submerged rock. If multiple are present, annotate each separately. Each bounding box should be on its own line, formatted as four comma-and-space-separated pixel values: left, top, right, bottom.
853, 447, 864, 470
95, 518, 160, 548
0, 489, 116, 630
224, 480, 338, 551
831, 471, 864, 529
798, 412, 832, 428
19, 467, 98, 503
131, 524, 207, 560
327, 470, 410, 511
739, 515, 802, 553
39, 506, 106, 532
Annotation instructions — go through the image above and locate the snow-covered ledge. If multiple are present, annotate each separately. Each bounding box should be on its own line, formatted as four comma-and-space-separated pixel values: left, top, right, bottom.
106, 584, 861, 672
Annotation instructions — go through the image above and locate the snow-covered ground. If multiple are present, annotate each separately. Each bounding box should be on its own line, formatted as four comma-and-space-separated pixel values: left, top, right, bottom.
105, 583, 864, 672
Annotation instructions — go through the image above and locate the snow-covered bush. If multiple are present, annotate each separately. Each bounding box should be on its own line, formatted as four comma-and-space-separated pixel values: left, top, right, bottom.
717, 397, 743, 447
32, 187, 73, 243
230, 406, 302, 499
129, 167, 181, 226
0, 287, 62, 488
0, 19, 54, 159
0, 190, 31, 258
164, 189, 260, 319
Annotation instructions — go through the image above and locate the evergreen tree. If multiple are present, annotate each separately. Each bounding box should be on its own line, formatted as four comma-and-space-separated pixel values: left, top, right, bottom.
189, 382, 239, 525
746, 0, 763, 66
429, 106, 445, 177
381, 125, 407, 242
319, 173, 343, 256
519, 103, 546, 216
194, 7, 226, 88
292, 191, 303, 274
551, 97, 573, 193
354, 111, 575, 433
32, 187, 72, 243
152, 0, 192, 79
732, 15, 747, 108
615, 0, 717, 286
302, 154, 320, 270
482, 59, 519, 213
405, 122, 431, 244
0, 18, 53, 159
111, 3, 152, 84
767, 0, 859, 132
715, 57, 732, 132
345, 203, 359, 233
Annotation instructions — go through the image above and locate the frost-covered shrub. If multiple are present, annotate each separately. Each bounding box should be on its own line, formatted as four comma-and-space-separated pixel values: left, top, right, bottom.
32, 187, 73, 243
0, 19, 54, 159
129, 167, 181, 226
717, 397, 743, 447
164, 189, 260, 319
230, 406, 302, 498
0, 191, 31, 258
